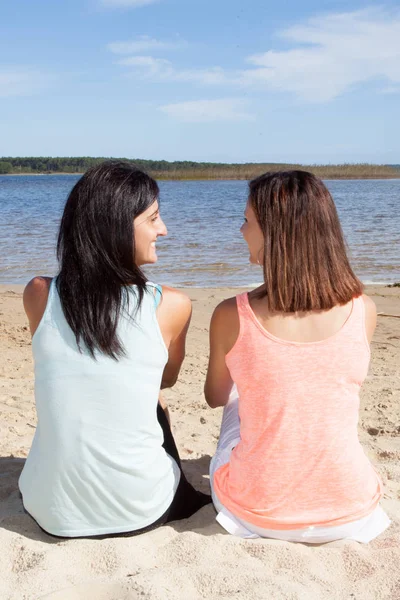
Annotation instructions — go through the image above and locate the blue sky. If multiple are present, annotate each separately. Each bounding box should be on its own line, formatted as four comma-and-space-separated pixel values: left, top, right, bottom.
1, 0, 399, 163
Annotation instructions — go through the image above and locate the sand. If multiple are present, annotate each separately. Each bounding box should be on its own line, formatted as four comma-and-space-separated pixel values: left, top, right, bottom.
0, 284, 399, 600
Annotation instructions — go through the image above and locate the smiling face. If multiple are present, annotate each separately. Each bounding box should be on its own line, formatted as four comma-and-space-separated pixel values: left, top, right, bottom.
133, 200, 167, 266
240, 200, 265, 265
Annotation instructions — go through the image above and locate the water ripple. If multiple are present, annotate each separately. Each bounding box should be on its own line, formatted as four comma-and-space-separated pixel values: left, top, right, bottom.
0, 176, 399, 286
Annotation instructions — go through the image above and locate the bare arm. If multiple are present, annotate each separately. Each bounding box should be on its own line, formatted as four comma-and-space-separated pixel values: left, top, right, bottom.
363, 294, 377, 344
204, 298, 239, 408
156, 287, 192, 389
23, 276, 52, 336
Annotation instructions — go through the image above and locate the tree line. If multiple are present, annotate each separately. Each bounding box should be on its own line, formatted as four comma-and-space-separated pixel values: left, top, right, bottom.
0, 157, 399, 179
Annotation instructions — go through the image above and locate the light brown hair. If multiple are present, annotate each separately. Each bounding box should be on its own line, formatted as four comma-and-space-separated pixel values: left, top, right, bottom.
249, 170, 363, 312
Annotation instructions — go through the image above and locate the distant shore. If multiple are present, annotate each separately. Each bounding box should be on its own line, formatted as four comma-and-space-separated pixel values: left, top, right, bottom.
3, 172, 400, 180
1, 158, 399, 180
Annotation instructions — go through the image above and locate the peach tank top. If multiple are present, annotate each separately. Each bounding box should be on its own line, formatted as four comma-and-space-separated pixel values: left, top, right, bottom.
213, 293, 383, 530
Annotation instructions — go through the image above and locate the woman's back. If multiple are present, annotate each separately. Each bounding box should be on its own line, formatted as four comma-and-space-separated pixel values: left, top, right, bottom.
212, 292, 383, 530
248, 290, 367, 342
19, 279, 180, 537
206, 169, 388, 541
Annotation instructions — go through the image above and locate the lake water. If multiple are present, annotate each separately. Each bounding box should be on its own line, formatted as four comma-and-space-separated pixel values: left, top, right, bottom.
0, 175, 399, 287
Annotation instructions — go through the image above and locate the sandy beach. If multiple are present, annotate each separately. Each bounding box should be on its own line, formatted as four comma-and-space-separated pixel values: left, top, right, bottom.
0, 284, 399, 600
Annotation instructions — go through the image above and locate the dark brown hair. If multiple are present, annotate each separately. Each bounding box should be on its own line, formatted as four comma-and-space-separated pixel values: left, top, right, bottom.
249, 170, 363, 312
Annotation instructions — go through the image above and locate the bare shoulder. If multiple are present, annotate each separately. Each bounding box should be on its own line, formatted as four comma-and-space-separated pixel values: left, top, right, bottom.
23, 277, 52, 335
212, 296, 237, 322
155, 286, 192, 348
159, 286, 191, 315
362, 294, 377, 343
362, 294, 377, 316
23, 277, 52, 308
209, 296, 239, 354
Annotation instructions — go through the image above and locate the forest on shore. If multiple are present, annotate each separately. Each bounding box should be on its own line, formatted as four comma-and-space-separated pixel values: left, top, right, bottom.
1, 157, 399, 179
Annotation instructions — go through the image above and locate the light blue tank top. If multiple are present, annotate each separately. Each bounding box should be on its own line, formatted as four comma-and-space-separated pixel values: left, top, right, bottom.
19, 279, 180, 537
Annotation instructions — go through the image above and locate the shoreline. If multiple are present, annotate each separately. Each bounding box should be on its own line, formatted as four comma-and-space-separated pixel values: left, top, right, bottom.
2, 172, 400, 180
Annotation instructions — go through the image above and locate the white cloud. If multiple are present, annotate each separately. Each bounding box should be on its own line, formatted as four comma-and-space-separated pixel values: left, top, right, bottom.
159, 99, 254, 123
170, 67, 227, 85
116, 54, 228, 85
241, 7, 400, 101
102, 0, 158, 7
112, 8, 400, 103
118, 56, 172, 75
108, 36, 185, 54
0, 68, 48, 97
379, 85, 400, 95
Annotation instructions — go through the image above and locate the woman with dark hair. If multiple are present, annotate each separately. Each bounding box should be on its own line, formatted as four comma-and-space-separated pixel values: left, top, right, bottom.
19, 161, 210, 538
205, 170, 390, 543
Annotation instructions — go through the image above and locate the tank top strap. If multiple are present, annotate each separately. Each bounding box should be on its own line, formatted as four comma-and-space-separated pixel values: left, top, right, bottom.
47, 277, 57, 306
236, 291, 251, 315
144, 282, 162, 309
349, 294, 363, 322
153, 284, 162, 308
36, 277, 57, 333
344, 295, 370, 348
234, 292, 368, 349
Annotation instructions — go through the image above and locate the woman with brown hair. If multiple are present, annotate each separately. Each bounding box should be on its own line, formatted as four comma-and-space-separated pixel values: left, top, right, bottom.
205, 170, 390, 542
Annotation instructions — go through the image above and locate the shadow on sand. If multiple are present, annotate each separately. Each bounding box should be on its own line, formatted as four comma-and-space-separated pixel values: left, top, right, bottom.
0, 455, 219, 543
